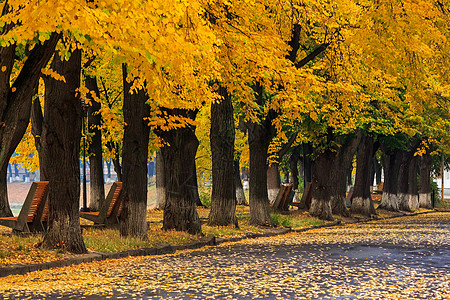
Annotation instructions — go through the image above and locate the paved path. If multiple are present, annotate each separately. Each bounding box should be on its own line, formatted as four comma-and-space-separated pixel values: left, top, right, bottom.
0, 212, 449, 299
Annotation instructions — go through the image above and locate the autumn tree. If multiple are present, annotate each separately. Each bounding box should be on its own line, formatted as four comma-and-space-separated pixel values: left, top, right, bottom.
40, 47, 86, 253
119, 64, 150, 239
0, 3, 60, 217
84, 66, 105, 212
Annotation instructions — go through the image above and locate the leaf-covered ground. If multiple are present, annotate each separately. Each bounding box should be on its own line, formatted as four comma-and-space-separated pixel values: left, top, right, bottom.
0, 212, 448, 299
0, 206, 326, 267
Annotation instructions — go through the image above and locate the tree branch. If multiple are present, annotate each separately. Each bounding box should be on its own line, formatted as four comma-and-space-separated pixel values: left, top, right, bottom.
294, 43, 329, 69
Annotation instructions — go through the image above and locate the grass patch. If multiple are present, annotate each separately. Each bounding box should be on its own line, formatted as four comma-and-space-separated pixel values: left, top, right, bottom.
83, 228, 199, 253
435, 199, 450, 209
271, 211, 324, 228
0, 233, 64, 266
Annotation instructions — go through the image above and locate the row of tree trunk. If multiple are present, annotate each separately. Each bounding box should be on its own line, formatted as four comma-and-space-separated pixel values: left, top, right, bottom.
0, 34, 437, 254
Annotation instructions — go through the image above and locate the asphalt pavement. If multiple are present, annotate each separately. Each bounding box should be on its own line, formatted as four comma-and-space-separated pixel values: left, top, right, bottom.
0, 212, 449, 299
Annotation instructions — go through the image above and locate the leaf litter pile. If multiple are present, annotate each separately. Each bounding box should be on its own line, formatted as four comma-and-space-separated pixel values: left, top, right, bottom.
0, 212, 448, 299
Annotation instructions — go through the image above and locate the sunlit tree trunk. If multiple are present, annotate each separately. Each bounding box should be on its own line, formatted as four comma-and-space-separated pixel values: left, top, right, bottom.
157, 110, 202, 234
351, 134, 377, 216
85, 74, 105, 212
267, 163, 281, 204
155, 151, 165, 210
234, 159, 247, 205
208, 86, 237, 227
41, 50, 86, 253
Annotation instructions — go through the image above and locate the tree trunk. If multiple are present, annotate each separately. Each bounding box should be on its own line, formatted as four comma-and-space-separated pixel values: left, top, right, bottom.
374, 158, 382, 186
86, 75, 105, 212
192, 164, 203, 207
398, 154, 419, 211
380, 149, 402, 211
106, 141, 122, 181
351, 134, 376, 216
309, 152, 333, 221
41, 50, 86, 254
119, 65, 150, 239
246, 83, 275, 226
290, 146, 301, 191
208, 87, 237, 227
155, 151, 165, 210
303, 143, 314, 209
0, 33, 59, 217
235, 159, 247, 205
156, 110, 202, 234
0, 165, 11, 216
248, 122, 273, 226
31, 96, 46, 181
310, 133, 359, 220
330, 136, 359, 216
419, 152, 432, 208
267, 163, 281, 204
112, 146, 122, 182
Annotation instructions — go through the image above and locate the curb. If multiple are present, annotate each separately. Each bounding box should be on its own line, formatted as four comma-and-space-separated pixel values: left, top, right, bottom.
348, 209, 449, 225
0, 210, 448, 278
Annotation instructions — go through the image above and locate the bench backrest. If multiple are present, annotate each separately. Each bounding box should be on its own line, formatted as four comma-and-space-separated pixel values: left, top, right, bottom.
26, 182, 49, 223
106, 182, 122, 218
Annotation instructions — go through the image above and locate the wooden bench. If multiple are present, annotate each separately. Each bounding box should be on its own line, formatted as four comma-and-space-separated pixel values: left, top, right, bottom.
272, 184, 294, 211
0, 181, 49, 233
80, 182, 123, 225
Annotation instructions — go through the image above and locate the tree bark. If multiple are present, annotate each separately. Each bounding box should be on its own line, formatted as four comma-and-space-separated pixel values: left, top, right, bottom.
419, 152, 432, 208
208, 87, 237, 227
303, 143, 314, 209
374, 158, 382, 186
289, 146, 301, 191
267, 163, 281, 204
156, 110, 202, 234
351, 134, 377, 216
192, 164, 203, 207
310, 133, 359, 220
155, 151, 166, 210
380, 149, 402, 211
0, 165, 11, 217
106, 141, 122, 181
31, 96, 46, 181
0, 33, 59, 217
85, 75, 105, 212
234, 159, 247, 205
41, 50, 86, 254
119, 64, 150, 239
398, 154, 419, 211
248, 122, 273, 226
309, 152, 333, 221
246, 83, 276, 226
330, 136, 359, 216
